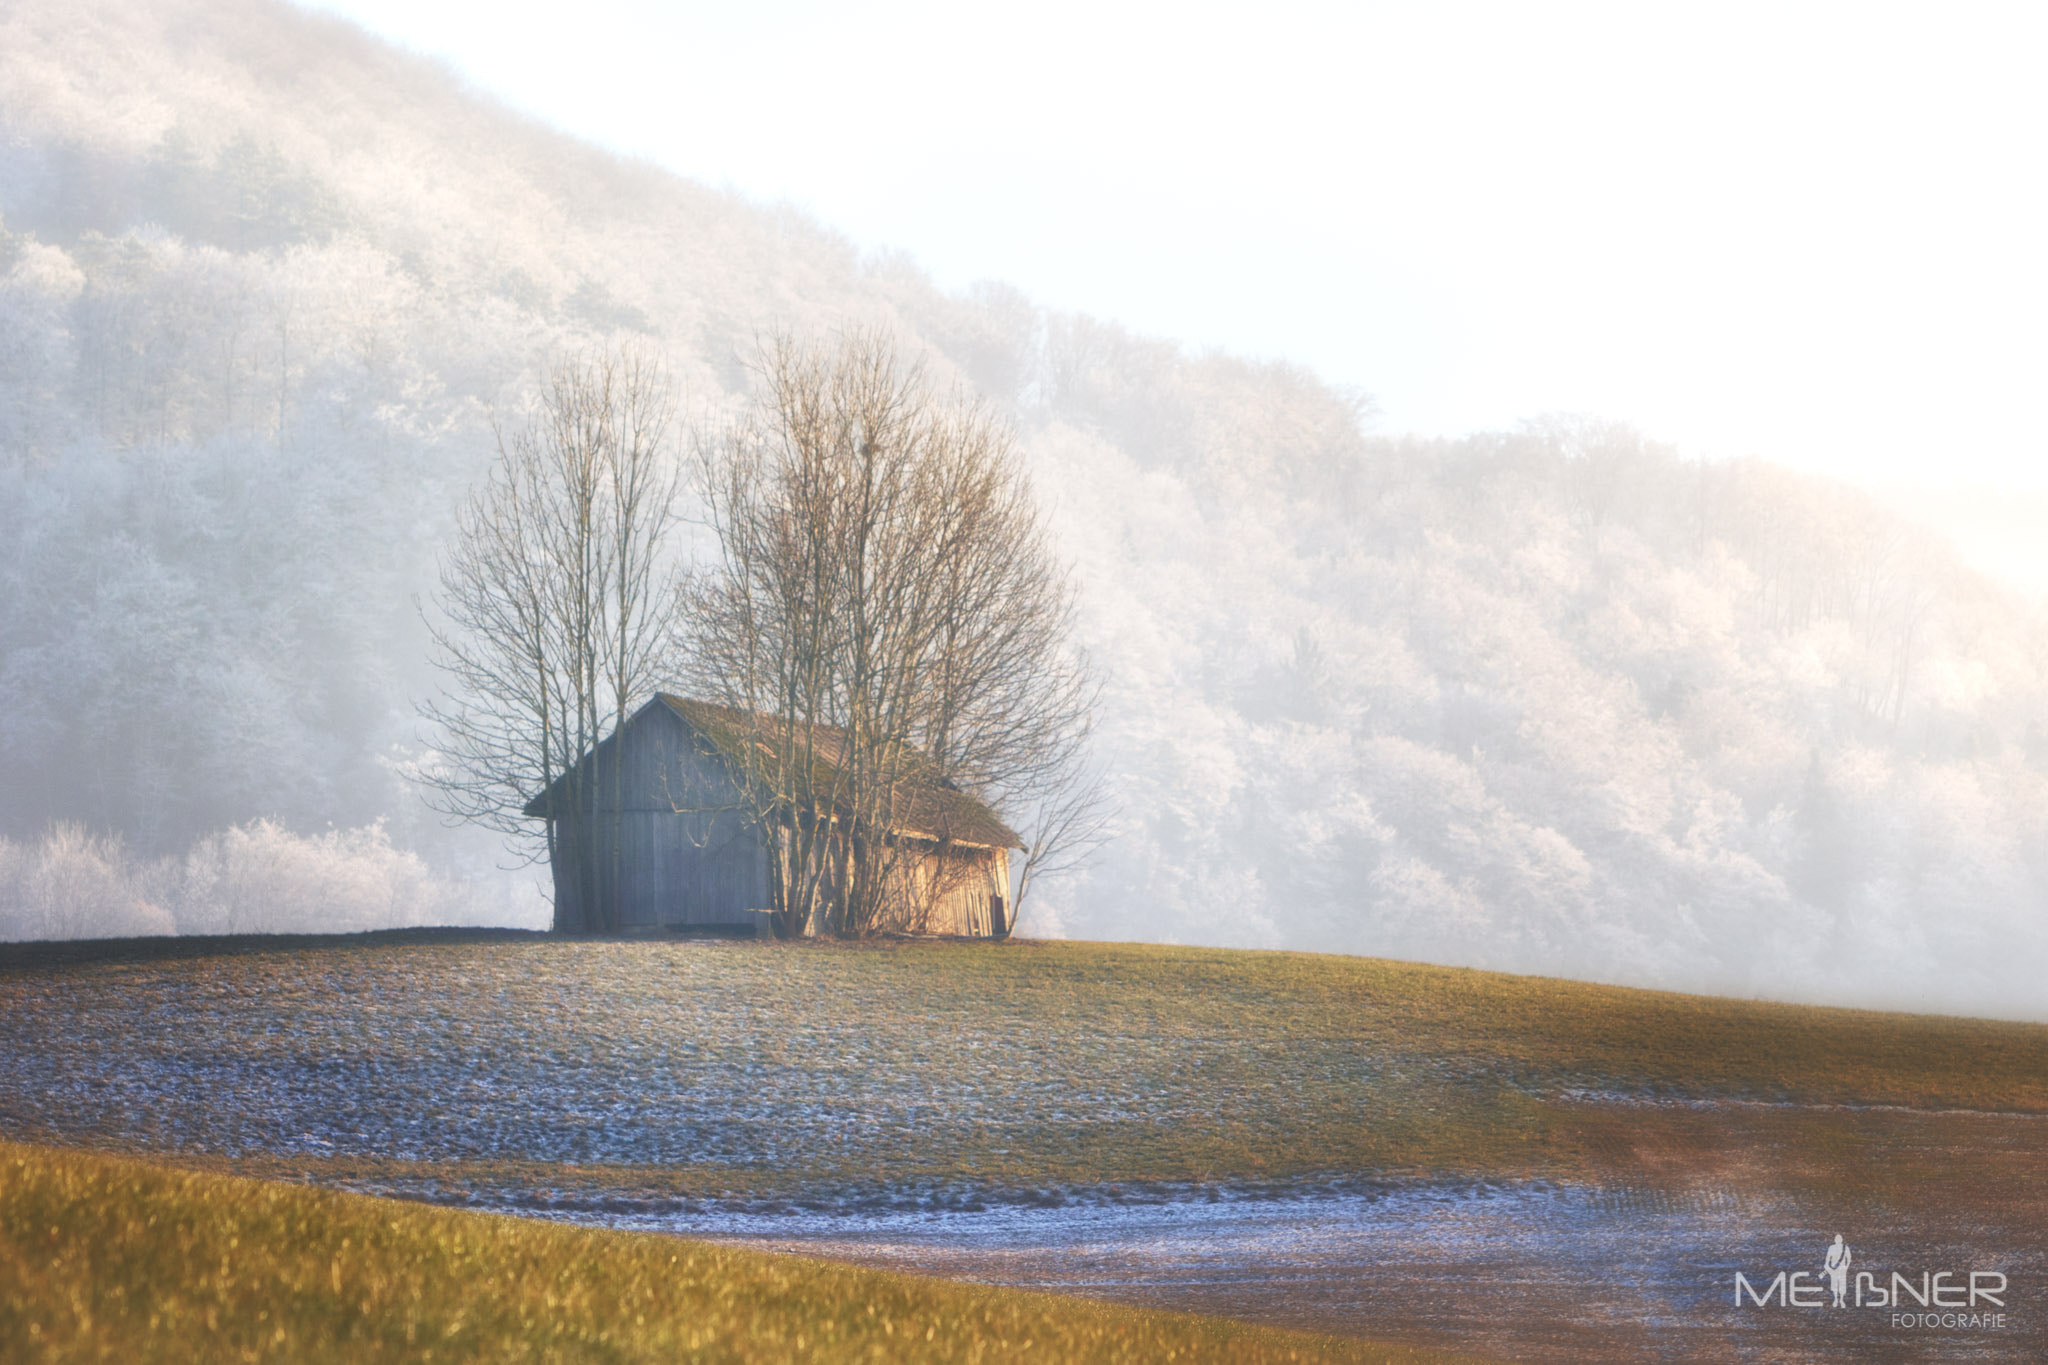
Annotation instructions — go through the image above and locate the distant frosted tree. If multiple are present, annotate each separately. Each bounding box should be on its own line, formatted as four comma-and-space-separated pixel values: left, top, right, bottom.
1792, 751, 1856, 915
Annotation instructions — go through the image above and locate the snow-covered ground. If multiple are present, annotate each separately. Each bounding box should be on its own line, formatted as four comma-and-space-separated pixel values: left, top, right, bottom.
508, 1178, 2035, 1362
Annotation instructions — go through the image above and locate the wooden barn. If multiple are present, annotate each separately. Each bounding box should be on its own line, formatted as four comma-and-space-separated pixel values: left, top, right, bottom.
522, 695, 1021, 937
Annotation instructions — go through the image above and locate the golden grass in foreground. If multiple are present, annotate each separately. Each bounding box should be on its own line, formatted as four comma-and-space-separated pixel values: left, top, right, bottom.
0, 1141, 1486, 1364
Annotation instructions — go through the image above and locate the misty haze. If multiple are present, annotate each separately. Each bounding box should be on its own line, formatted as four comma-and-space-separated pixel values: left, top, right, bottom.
1, 0, 2045, 1020
6, 5, 2048, 1362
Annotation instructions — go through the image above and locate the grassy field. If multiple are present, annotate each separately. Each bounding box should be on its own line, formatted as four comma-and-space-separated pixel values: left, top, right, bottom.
0, 935, 2042, 1203
0, 1139, 1482, 1363
2, 935, 2045, 1359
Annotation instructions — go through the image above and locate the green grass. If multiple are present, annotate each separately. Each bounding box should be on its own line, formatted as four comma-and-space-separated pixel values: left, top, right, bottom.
3, 938, 2044, 1360
2, 936, 2043, 1199
0, 1140, 1485, 1363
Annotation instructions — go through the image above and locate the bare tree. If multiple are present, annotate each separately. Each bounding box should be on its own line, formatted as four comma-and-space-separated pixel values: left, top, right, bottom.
1000, 711, 1114, 938
680, 330, 1104, 937
417, 346, 678, 932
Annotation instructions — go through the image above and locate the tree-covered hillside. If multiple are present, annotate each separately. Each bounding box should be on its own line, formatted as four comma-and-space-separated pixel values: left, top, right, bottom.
2, 0, 2044, 1015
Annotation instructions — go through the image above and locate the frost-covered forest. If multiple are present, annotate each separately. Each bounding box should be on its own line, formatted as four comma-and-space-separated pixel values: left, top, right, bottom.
2, 0, 2045, 1017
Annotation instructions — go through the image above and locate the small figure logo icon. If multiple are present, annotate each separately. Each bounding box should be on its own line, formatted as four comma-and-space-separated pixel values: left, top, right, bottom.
1824, 1234, 1852, 1307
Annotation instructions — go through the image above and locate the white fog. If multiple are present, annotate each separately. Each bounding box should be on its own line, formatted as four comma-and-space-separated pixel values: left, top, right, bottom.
3, 0, 2046, 1020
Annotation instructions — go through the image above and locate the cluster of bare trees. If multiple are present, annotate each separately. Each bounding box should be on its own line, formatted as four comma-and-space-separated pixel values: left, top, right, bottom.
678, 332, 1103, 936
418, 348, 679, 932
420, 332, 1104, 936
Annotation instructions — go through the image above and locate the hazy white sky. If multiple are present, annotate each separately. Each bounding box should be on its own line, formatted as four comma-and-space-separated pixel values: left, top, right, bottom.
302, 0, 2048, 490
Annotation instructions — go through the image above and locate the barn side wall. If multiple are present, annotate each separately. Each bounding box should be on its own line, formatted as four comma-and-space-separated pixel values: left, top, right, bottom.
869, 845, 1010, 937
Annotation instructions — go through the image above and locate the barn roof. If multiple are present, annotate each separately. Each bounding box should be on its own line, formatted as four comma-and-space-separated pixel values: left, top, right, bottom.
522, 694, 1024, 850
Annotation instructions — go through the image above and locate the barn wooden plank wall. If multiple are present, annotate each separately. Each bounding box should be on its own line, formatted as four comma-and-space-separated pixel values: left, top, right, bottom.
541, 699, 1014, 937
870, 847, 1010, 936
549, 705, 772, 930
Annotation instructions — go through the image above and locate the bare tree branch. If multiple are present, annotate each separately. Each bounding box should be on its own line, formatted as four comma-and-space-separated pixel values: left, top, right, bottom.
416, 345, 678, 931
677, 329, 1106, 938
